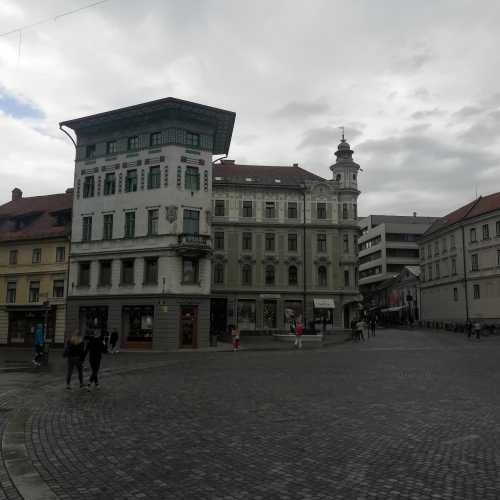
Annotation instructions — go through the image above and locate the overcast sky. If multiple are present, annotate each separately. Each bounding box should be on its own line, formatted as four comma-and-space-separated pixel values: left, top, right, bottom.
1, 0, 500, 217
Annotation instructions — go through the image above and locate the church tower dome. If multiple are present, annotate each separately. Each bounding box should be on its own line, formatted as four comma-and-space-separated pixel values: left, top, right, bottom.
329, 128, 361, 191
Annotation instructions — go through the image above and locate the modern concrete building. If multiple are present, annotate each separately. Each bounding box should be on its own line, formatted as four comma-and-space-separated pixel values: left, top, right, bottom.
210, 136, 361, 333
358, 214, 436, 300
0, 189, 72, 345
419, 192, 500, 325
61, 97, 235, 350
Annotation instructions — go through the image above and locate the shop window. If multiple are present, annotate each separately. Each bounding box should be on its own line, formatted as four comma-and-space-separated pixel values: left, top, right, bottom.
237, 300, 256, 330
263, 300, 277, 329
53, 279, 64, 298
123, 306, 154, 343
79, 306, 108, 337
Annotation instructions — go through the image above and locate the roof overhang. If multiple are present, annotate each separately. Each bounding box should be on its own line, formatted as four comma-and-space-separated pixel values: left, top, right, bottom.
60, 97, 236, 155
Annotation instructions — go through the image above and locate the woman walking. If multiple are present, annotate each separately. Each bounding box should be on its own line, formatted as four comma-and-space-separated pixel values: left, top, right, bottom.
85, 331, 107, 388
65, 335, 85, 389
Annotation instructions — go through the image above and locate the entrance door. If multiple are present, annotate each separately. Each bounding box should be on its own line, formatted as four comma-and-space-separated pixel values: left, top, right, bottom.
180, 305, 198, 348
210, 299, 227, 336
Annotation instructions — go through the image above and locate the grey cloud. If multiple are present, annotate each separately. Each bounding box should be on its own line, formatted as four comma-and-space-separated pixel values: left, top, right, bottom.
410, 108, 445, 120
272, 99, 331, 120
452, 105, 484, 120
405, 123, 431, 134
298, 126, 362, 149
459, 110, 500, 145
392, 47, 434, 74
413, 87, 430, 100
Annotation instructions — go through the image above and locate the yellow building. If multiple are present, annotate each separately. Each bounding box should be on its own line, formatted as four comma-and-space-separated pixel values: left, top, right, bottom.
0, 188, 72, 345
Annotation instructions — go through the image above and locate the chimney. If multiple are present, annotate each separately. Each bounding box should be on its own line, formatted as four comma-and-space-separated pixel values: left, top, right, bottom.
292, 163, 299, 167
11, 188, 22, 201
220, 159, 235, 165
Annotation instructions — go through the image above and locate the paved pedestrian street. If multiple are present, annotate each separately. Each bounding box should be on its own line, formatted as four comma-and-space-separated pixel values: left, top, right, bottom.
2, 329, 500, 499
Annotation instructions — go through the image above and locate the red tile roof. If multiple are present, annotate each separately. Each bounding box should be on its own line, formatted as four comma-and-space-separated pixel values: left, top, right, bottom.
0, 192, 72, 242
425, 192, 500, 236
213, 162, 325, 186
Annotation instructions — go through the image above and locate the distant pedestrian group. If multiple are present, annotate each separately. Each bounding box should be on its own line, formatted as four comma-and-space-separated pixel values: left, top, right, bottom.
351, 317, 376, 342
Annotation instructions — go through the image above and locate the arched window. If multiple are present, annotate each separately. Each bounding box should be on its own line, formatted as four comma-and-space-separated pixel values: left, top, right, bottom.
242, 264, 252, 285
288, 266, 298, 286
265, 265, 275, 285
336, 173, 341, 182
214, 263, 224, 284
318, 266, 327, 286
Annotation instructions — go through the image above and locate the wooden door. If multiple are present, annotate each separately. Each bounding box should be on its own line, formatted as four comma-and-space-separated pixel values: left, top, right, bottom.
179, 305, 198, 348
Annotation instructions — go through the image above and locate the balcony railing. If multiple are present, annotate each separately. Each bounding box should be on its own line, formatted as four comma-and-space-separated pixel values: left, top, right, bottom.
174, 233, 212, 256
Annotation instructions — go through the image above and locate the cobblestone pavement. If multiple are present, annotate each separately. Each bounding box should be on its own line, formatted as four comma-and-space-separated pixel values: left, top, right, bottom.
3, 329, 500, 499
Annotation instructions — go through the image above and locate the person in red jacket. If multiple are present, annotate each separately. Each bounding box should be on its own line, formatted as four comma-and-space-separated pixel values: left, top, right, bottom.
231, 325, 241, 351
294, 320, 304, 349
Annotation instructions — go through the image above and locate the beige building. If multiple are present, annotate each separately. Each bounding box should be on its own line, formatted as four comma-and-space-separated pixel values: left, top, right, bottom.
419, 192, 500, 325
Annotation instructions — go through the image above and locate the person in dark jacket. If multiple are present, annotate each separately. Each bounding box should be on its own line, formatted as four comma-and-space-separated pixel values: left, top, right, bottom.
65, 335, 85, 389
109, 329, 119, 354
84, 331, 107, 388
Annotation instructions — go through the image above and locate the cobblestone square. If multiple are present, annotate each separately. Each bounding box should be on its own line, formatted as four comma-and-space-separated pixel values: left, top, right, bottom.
2, 329, 500, 499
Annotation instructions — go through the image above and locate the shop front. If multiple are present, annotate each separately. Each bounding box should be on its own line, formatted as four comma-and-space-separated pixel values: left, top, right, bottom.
8, 305, 56, 346
122, 305, 154, 349
313, 298, 335, 333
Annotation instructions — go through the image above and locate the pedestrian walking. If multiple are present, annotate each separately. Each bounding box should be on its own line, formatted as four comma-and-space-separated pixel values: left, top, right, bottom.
32, 323, 44, 367
465, 319, 472, 339
231, 325, 241, 351
64, 335, 85, 389
84, 331, 107, 388
351, 319, 358, 342
109, 328, 119, 354
369, 318, 376, 337
294, 320, 304, 349
356, 318, 366, 342
473, 321, 481, 340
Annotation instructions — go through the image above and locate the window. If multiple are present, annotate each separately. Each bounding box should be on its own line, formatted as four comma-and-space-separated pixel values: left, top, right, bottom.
6, 282, 16, 303
106, 140, 117, 155
263, 300, 277, 328
145, 166, 160, 190
342, 203, 348, 219
344, 269, 350, 287
318, 266, 327, 286
56, 246, 65, 263
317, 202, 327, 219
53, 279, 64, 298
150, 131, 161, 147
144, 258, 158, 285
470, 228, 477, 242
78, 262, 91, 286
186, 132, 200, 147
214, 200, 225, 216
317, 233, 327, 253
242, 201, 253, 217
288, 234, 297, 252
183, 210, 199, 235
214, 232, 224, 250
434, 241, 439, 255
288, 202, 298, 219
265, 202, 276, 219
441, 238, 447, 253
185, 166, 200, 191
214, 263, 224, 284
353, 203, 357, 219
124, 212, 135, 238
242, 232, 252, 251
238, 300, 256, 329
427, 245, 431, 258
473, 284, 480, 299
103, 214, 113, 240
147, 209, 159, 236
343, 234, 349, 253
288, 266, 298, 285
121, 259, 135, 285
482, 224, 490, 240
104, 173, 116, 195
451, 257, 457, 275
428, 264, 432, 280
9, 250, 17, 265
28, 281, 40, 302
435, 262, 440, 278
242, 265, 252, 285
32, 248, 41, 264
127, 136, 139, 151
265, 233, 275, 252
125, 169, 138, 192
83, 176, 95, 198
182, 258, 198, 284
453, 287, 458, 301
86, 144, 96, 159
99, 260, 112, 286
471, 253, 478, 271
450, 234, 456, 248
497, 221, 500, 237
498, 250, 500, 266
265, 265, 275, 285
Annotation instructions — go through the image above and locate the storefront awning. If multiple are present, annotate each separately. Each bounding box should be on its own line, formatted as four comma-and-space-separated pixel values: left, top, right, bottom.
380, 305, 405, 313
313, 298, 335, 309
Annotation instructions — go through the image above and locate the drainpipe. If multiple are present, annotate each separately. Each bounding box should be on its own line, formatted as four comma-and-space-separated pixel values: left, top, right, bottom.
59, 125, 77, 342
461, 225, 470, 322
302, 185, 307, 329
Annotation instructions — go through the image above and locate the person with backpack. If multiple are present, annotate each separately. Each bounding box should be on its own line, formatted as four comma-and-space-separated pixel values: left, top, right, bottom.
84, 330, 107, 388
64, 334, 85, 389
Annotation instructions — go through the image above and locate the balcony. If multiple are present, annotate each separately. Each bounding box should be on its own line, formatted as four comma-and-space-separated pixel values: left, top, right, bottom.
174, 233, 212, 256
